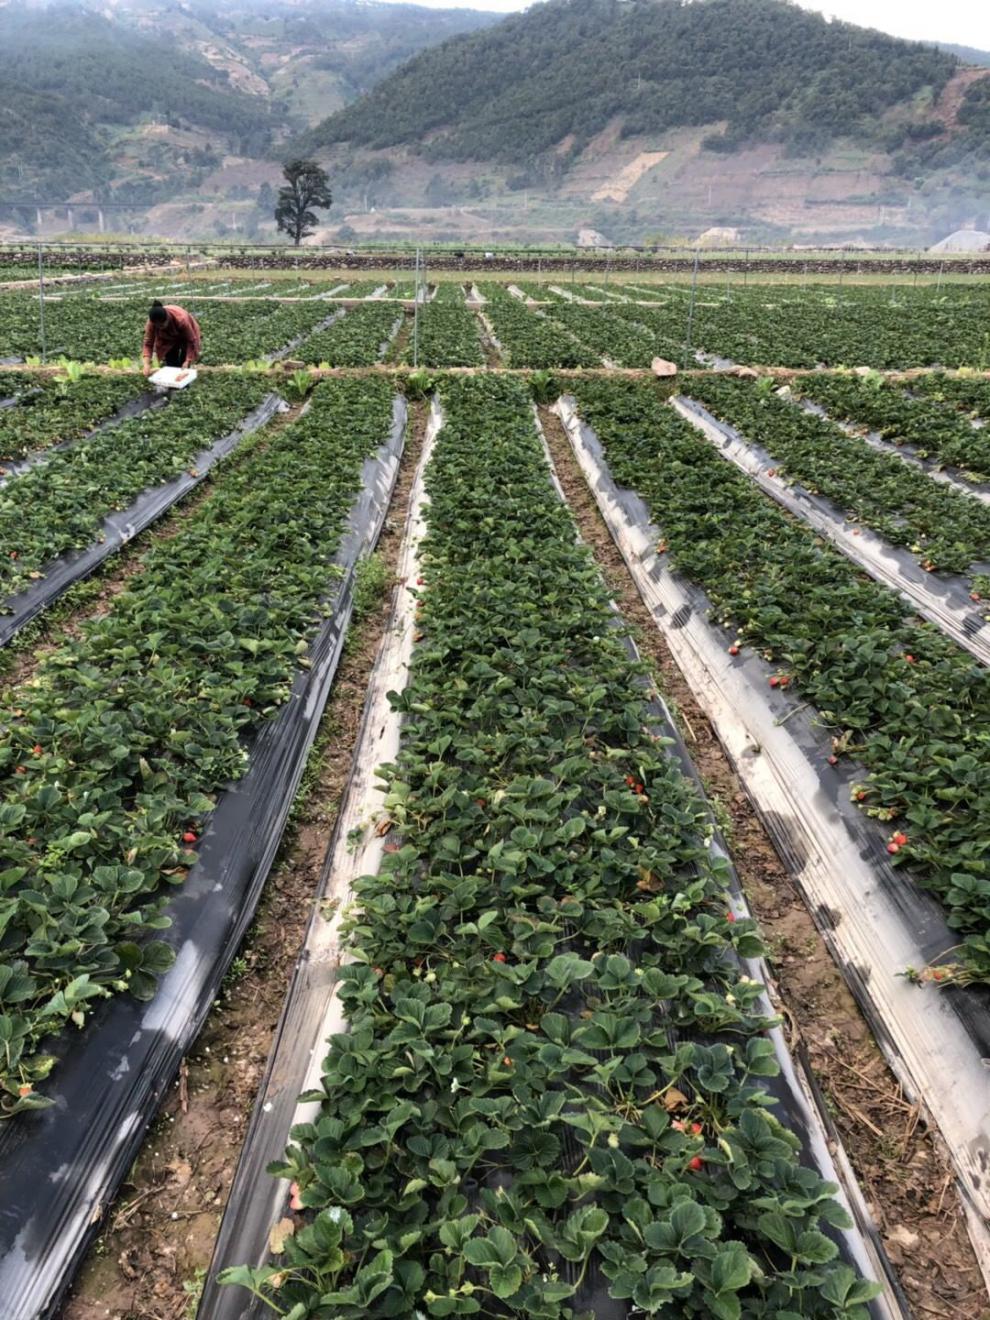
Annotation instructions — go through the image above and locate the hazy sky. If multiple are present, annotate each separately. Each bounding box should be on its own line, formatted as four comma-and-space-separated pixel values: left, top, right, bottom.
422, 0, 989, 49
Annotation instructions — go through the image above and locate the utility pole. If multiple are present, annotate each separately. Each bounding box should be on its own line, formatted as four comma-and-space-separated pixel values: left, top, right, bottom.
412, 246, 421, 368
37, 241, 47, 364
684, 247, 700, 361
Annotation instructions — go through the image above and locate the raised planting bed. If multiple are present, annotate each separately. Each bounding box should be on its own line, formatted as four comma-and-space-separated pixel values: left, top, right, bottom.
404, 302, 485, 368
476, 284, 601, 368
790, 373, 990, 484
0, 379, 406, 1320
0, 377, 279, 639
211, 375, 897, 1320
299, 303, 403, 366
677, 375, 990, 640
0, 371, 148, 463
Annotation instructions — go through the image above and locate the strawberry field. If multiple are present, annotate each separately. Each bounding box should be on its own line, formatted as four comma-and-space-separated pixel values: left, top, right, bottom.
0, 265, 989, 1320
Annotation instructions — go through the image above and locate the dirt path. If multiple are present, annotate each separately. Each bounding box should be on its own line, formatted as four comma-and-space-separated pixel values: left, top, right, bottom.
539, 404, 990, 1319
58, 400, 427, 1320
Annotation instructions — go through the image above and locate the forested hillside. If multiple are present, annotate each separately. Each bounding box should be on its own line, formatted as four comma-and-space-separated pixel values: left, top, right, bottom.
0, 0, 497, 200
304, 0, 958, 164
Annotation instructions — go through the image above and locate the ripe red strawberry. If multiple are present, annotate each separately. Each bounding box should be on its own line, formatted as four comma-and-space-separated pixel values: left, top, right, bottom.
725, 911, 736, 923
691, 1122, 703, 1135
769, 676, 780, 688
688, 1156, 704, 1171
416, 577, 424, 585
31, 744, 42, 756
887, 842, 900, 855
182, 831, 198, 844
492, 952, 507, 963
892, 832, 908, 846
728, 644, 739, 656
904, 654, 915, 664
827, 755, 838, 766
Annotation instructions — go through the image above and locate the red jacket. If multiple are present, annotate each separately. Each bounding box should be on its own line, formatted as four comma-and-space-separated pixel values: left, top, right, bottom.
142, 305, 202, 366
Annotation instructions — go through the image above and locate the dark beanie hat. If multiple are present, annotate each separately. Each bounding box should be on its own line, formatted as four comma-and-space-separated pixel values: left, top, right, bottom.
149, 301, 167, 323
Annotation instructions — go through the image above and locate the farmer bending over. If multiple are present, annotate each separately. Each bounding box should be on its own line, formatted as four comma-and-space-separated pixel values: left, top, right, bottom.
142, 300, 202, 375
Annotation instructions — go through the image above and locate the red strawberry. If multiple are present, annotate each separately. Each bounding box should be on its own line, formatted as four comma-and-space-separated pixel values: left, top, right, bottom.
892, 832, 908, 846
728, 645, 739, 656
725, 911, 736, 924
827, 755, 838, 766
887, 842, 900, 855
182, 831, 198, 844
688, 1156, 704, 1171
492, 952, 507, 963
691, 1122, 703, 1135
31, 744, 42, 756
769, 676, 780, 688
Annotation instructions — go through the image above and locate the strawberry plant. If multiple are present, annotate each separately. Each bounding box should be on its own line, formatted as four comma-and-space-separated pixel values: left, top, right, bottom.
0, 377, 396, 1112
572, 378, 990, 984
911, 371, 990, 422
686, 374, 990, 578
222, 375, 880, 1318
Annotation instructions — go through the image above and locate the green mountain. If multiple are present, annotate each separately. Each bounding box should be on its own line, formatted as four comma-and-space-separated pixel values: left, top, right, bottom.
938, 43, 990, 68
302, 0, 959, 164
0, 0, 498, 202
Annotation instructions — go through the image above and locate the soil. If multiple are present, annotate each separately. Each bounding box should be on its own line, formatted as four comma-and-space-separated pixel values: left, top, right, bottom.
57, 401, 427, 1320
539, 404, 990, 1320
474, 304, 504, 367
